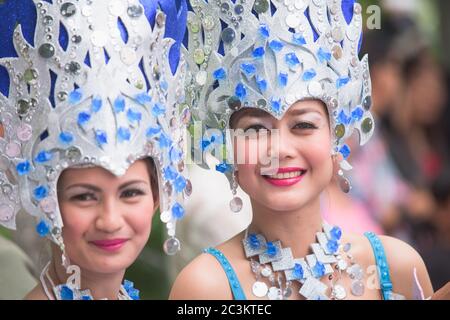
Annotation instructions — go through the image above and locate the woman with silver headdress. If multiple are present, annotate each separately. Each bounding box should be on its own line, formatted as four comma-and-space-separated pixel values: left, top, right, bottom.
0, 0, 191, 300
170, 0, 434, 300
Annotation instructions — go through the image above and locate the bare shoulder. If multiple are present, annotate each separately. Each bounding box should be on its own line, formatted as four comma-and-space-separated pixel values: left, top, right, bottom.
169, 235, 244, 300
24, 284, 48, 300
376, 235, 434, 299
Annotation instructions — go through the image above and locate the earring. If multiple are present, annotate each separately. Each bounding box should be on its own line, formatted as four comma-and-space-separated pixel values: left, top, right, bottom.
229, 168, 243, 213
337, 169, 351, 193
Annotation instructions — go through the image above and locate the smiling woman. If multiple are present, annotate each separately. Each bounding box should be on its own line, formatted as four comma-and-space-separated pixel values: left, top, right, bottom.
0, 0, 190, 300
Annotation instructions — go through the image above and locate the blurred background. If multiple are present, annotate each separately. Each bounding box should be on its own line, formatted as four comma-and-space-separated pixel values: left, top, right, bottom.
1, 0, 449, 299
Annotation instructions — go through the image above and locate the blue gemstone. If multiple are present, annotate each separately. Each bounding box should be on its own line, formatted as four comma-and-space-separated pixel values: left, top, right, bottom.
36, 220, 50, 237
302, 68, 317, 81
95, 130, 108, 145
327, 239, 339, 253
33, 185, 48, 200
317, 47, 332, 63
135, 92, 152, 105
82, 295, 92, 300
266, 242, 278, 257
270, 97, 281, 113
285, 52, 300, 68
312, 261, 326, 278
339, 144, 351, 159
278, 72, 288, 87
163, 166, 178, 181
160, 80, 169, 92
123, 280, 134, 291
256, 77, 267, 92
91, 96, 102, 113
146, 125, 161, 138
77, 112, 91, 126
337, 110, 351, 125
174, 175, 187, 193
351, 107, 364, 121
252, 46, 265, 58
170, 147, 182, 162
249, 234, 260, 249
114, 96, 126, 113
216, 163, 231, 173
152, 102, 166, 117
336, 76, 350, 89
213, 68, 227, 80
292, 33, 307, 45
158, 132, 171, 149
201, 139, 211, 150
259, 23, 270, 38
293, 263, 304, 279
269, 40, 284, 52
68, 88, 83, 105
60, 285, 74, 300
128, 288, 140, 300
240, 63, 256, 77
59, 132, 74, 144
117, 127, 131, 142
127, 108, 142, 123
209, 133, 223, 145
35, 150, 53, 163
330, 226, 342, 240
235, 83, 247, 99
171, 202, 185, 219
16, 161, 31, 176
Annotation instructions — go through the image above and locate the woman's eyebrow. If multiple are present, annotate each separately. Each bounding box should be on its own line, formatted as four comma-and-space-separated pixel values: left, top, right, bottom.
64, 184, 101, 192
288, 108, 324, 117
118, 180, 148, 190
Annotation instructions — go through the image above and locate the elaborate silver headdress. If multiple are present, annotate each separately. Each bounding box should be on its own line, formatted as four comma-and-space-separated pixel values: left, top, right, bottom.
0, 0, 191, 255
184, 0, 374, 198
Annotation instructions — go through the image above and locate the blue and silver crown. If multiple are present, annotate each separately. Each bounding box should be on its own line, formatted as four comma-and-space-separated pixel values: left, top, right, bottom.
0, 0, 190, 255
184, 0, 374, 178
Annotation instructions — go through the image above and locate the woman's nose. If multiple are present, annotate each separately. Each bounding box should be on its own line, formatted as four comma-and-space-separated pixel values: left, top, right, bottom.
95, 199, 124, 233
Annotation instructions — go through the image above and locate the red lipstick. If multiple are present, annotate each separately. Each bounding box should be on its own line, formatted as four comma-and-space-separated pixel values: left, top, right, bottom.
90, 239, 128, 252
262, 167, 307, 187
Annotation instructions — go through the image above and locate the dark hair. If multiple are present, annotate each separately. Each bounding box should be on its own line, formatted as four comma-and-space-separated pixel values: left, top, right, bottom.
431, 167, 450, 205
145, 157, 159, 204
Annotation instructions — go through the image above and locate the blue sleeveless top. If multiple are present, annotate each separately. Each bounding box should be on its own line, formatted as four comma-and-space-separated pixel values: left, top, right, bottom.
204, 232, 393, 300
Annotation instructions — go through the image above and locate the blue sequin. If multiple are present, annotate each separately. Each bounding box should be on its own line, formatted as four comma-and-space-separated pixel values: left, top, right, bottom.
266, 242, 278, 257
235, 83, 247, 99
351, 107, 364, 121
91, 96, 102, 113
152, 102, 166, 117
270, 97, 281, 113
163, 166, 178, 181
172, 202, 185, 219
336, 76, 350, 89
278, 73, 288, 87
95, 130, 108, 146
60, 285, 74, 300
77, 112, 91, 126
127, 108, 142, 123
16, 161, 31, 176
33, 185, 48, 201
128, 288, 140, 300
59, 131, 74, 144
213, 68, 227, 80
216, 163, 231, 173
160, 80, 169, 92
317, 47, 332, 63
337, 110, 351, 125
114, 96, 126, 113
117, 127, 131, 142
34, 150, 53, 163
256, 77, 267, 92
135, 92, 152, 105
169, 147, 182, 162
240, 63, 256, 77
302, 68, 317, 81
339, 144, 351, 159
259, 23, 270, 38
158, 132, 171, 149
249, 234, 260, 249
69, 88, 83, 105
293, 263, 304, 279
36, 220, 50, 237
285, 52, 300, 68
312, 261, 326, 278
269, 40, 284, 52
174, 175, 187, 193
252, 46, 265, 59
81, 296, 92, 300
146, 125, 161, 138
201, 139, 211, 150
330, 226, 342, 241
123, 280, 134, 291
327, 239, 339, 254
293, 33, 307, 45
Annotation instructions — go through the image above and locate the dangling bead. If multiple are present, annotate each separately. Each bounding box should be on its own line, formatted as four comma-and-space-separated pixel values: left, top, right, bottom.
163, 237, 181, 255
229, 196, 243, 213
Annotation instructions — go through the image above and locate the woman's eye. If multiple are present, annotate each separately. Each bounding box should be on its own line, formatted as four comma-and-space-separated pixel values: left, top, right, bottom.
244, 124, 269, 133
294, 122, 318, 130
71, 193, 97, 202
121, 189, 145, 198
